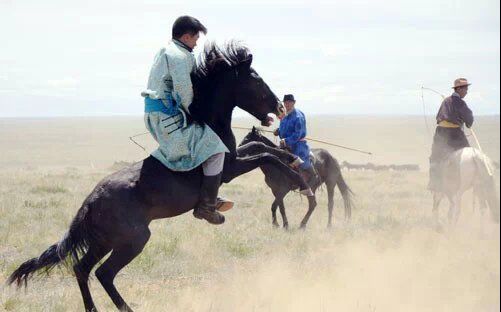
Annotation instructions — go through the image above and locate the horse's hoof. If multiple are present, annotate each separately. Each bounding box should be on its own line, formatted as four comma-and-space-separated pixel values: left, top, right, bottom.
272, 222, 279, 228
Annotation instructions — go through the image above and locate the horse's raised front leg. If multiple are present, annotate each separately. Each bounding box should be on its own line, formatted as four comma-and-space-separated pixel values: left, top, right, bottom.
237, 142, 297, 165
222, 154, 312, 195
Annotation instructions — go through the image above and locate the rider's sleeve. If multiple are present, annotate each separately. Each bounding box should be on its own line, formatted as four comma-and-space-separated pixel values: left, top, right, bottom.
284, 117, 306, 146
460, 102, 474, 128
168, 55, 194, 115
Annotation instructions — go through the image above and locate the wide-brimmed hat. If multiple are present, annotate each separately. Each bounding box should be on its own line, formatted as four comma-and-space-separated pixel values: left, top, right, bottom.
453, 78, 471, 89
283, 94, 295, 102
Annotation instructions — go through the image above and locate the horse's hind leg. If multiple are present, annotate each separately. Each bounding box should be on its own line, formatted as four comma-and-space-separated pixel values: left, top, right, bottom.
95, 228, 151, 312
271, 199, 279, 227
74, 245, 111, 312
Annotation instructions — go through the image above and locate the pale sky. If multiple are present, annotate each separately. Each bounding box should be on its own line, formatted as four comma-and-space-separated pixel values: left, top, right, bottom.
0, 0, 499, 117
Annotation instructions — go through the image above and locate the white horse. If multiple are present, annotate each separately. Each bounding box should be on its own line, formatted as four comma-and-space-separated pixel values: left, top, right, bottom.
433, 147, 499, 223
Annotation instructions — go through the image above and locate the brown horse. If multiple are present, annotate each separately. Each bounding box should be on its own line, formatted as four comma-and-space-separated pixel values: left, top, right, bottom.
240, 127, 354, 229
7, 42, 314, 312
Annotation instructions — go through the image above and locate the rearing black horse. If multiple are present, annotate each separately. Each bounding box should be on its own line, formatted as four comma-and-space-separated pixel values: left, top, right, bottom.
8, 42, 314, 312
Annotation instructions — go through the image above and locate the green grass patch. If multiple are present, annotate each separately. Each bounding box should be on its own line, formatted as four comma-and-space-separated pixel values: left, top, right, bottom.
23, 199, 62, 209
30, 185, 68, 194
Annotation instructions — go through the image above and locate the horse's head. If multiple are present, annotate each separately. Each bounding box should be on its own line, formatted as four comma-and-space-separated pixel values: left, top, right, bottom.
232, 56, 285, 126
239, 126, 278, 148
191, 42, 285, 128
240, 126, 266, 146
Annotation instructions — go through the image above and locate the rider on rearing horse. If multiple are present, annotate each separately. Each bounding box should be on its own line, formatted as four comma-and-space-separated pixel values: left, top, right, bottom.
428, 78, 474, 192
274, 94, 320, 188
142, 16, 232, 225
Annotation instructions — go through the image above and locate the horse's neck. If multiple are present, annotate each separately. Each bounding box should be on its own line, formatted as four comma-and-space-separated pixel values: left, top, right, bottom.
199, 94, 236, 155
219, 128, 237, 155
259, 135, 278, 148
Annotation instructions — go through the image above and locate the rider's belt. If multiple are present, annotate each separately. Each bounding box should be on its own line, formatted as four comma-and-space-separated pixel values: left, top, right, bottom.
144, 94, 179, 116
144, 97, 170, 114
438, 120, 460, 128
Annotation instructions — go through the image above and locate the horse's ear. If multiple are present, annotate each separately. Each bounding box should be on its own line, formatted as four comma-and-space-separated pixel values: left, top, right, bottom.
241, 54, 253, 68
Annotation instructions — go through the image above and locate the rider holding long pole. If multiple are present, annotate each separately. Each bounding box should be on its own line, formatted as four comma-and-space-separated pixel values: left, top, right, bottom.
428, 78, 474, 192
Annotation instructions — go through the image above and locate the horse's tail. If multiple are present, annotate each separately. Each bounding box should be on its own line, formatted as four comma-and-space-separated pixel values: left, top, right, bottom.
7, 204, 93, 287
485, 179, 499, 223
473, 153, 499, 223
325, 153, 355, 219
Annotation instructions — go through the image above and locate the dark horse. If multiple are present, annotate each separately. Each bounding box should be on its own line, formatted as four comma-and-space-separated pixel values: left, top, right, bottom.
240, 127, 353, 229
8, 42, 315, 312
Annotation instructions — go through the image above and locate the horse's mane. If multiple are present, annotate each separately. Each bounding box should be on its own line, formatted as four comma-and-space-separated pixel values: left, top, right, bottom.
190, 41, 251, 121
194, 41, 251, 79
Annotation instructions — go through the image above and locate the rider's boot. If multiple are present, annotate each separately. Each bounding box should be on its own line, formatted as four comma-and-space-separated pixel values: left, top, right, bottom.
193, 174, 226, 225
300, 166, 320, 189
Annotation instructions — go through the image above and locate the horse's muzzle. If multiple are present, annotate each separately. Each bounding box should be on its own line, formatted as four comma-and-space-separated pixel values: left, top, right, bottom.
276, 101, 286, 120
259, 101, 286, 127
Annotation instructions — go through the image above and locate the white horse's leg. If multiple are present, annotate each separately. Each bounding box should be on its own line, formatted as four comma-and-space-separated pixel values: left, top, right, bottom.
447, 194, 455, 224
473, 186, 487, 217
447, 193, 462, 224
433, 192, 444, 222
454, 194, 462, 223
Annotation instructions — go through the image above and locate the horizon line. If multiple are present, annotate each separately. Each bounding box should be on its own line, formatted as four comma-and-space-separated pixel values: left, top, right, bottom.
0, 113, 500, 119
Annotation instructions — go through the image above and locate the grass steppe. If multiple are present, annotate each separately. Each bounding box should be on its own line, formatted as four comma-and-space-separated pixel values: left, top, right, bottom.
0, 115, 499, 311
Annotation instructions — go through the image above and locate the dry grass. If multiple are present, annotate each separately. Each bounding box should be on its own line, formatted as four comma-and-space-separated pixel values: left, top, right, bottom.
0, 116, 499, 311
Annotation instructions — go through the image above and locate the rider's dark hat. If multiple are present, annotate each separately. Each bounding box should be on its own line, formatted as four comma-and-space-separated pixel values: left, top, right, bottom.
283, 94, 295, 102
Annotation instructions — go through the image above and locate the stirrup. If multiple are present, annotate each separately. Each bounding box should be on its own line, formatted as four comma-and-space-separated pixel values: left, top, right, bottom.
216, 197, 234, 212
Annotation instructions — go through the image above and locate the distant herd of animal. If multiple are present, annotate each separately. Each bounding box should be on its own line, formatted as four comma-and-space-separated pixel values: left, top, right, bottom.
341, 161, 420, 171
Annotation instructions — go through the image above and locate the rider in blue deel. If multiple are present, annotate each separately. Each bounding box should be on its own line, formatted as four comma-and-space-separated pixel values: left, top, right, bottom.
274, 94, 319, 188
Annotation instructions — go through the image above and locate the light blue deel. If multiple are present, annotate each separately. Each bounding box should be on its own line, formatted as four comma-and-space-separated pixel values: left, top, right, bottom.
142, 40, 229, 172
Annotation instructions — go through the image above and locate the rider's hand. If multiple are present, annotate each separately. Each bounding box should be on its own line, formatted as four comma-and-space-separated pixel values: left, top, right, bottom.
273, 128, 280, 136
280, 139, 287, 148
